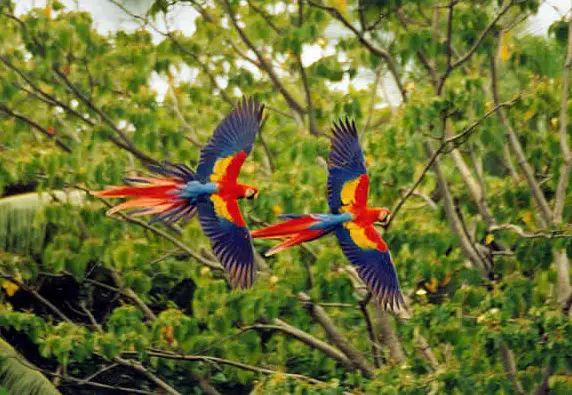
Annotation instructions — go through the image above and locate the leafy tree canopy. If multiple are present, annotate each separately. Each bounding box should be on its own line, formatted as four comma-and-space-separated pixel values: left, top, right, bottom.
0, 0, 570, 393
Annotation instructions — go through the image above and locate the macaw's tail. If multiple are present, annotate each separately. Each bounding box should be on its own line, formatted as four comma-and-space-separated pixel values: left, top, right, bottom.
90, 162, 198, 225
251, 214, 334, 256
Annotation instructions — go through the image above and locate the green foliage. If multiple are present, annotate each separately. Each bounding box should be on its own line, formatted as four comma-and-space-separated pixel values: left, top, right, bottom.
0, 0, 570, 394
0, 337, 60, 395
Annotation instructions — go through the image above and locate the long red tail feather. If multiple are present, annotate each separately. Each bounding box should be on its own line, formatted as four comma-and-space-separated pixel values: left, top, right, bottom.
251, 217, 318, 239
90, 177, 186, 218
265, 229, 326, 256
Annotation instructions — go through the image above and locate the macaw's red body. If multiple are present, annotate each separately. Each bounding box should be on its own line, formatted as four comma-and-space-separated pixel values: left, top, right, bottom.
92, 97, 265, 289
252, 119, 404, 311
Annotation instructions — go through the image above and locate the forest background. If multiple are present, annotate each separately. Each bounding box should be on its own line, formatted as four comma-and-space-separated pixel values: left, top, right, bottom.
0, 0, 571, 394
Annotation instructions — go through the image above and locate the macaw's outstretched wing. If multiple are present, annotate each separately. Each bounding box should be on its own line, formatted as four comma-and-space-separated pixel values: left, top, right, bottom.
196, 97, 265, 183
335, 223, 404, 311
327, 118, 369, 214
197, 195, 255, 289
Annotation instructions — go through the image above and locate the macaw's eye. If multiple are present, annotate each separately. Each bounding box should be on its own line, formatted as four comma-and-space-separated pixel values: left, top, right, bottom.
245, 189, 258, 200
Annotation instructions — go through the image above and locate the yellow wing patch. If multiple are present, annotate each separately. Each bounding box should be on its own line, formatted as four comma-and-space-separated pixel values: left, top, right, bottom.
340, 178, 360, 211
210, 155, 234, 182
343, 222, 377, 249
211, 194, 233, 222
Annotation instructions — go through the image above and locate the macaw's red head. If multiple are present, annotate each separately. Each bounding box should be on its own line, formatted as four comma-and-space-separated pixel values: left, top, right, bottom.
238, 183, 259, 200
374, 207, 391, 227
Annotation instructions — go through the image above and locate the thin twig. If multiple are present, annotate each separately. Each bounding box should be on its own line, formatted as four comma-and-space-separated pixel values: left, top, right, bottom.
0, 271, 73, 322
441, 0, 516, 85
114, 357, 182, 395
0, 103, 72, 152
553, 16, 572, 223
489, 223, 571, 239
388, 94, 521, 226
307, 0, 406, 102
298, 292, 375, 377
131, 350, 331, 387
222, 0, 306, 115
359, 293, 382, 368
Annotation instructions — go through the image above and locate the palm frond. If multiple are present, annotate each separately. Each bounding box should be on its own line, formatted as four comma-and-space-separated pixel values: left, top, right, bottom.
0, 337, 61, 395
0, 191, 86, 254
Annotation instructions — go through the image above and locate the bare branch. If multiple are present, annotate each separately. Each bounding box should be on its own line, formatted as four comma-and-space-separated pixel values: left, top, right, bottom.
114, 357, 182, 395
500, 334, 524, 394
442, 0, 516, 84
297, 54, 319, 135
246, 0, 282, 33
389, 94, 520, 226
414, 330, 440, 370
436, 0, 456, 94
297, 292, 375, 377
531, 363, 553, 395
489, 223, 572, 239
362, 65, 383, 136
553, 16, 572, 223
0, 103, 72, 152
0, 55, 95, 127
423, 142, 490, 276
375, 309, 406, 365
52, 67, 160, 166
307, 0, 407, 102
359, 293, 382, 368
135, 350, 330, 387
554, 249, 571, 307
256, 318, 355, 370
503, 144, 521, 183
0, 272, 73, 322
490, 32, 553, 226
166, 78, 203, 148
222, 0, 306, 115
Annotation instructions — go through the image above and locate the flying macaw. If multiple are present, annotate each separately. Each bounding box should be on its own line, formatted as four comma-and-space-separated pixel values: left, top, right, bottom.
91, 97, 265, 289
251, 119, 404, 311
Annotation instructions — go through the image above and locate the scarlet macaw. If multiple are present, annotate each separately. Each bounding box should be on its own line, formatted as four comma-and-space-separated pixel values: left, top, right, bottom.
92, 97, 265, 289
251, 119, 404, 311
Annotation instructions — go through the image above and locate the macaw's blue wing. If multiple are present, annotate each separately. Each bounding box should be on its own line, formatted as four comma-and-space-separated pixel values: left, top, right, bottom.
196, 97, 265, 183
335, 224, 404, 311
197, 196, 256, 289
327, 118, 369, 214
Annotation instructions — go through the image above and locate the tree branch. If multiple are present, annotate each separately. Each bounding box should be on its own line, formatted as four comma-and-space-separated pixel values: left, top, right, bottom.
531, 363, 553, 395
135, 350, 330, 387
359, 293, 382, 368
297, 54, 319, 135
553, 16, 572, 223
423, 142, 490, 276
222, 0, 306, 115
500, 340, 524, 394
443, 0, 516, 81
297, 292, 375, 377
490, 34, 552, 227
0, 55, 95, 127
114, 357, 182, 395
0, 103, 72, 152
436, 0, 457, 94
389, 94, 520, 226
0, 271, 73, 322
259, 318, 356, 371
52, 67, 159, 166
489, 223, 571, 239
307, 0, 407, 102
